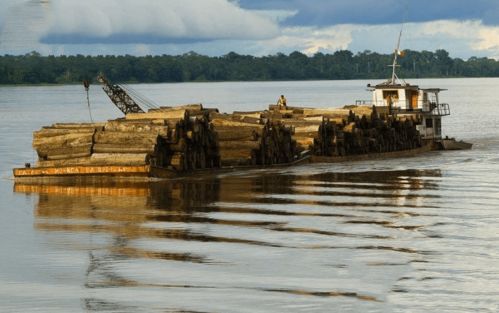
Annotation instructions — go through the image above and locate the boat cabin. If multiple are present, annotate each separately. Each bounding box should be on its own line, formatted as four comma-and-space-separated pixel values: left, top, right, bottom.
367, 82, 450, 140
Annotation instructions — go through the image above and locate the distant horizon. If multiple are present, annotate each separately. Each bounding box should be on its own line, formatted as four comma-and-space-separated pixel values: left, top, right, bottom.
2, 48, 496, 62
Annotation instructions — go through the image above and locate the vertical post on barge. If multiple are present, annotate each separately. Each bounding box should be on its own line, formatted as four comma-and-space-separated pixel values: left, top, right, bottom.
83, 79, 93, 122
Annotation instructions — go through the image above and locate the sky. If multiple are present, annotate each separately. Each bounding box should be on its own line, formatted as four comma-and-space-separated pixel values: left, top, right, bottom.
1, 0, 499, 58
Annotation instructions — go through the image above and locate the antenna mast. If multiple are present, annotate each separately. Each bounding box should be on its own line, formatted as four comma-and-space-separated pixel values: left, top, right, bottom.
390, 26, 403, 85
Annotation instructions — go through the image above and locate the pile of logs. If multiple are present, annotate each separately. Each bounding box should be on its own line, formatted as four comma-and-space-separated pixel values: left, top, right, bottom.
210, 112, 296, 166
266, 104, 421, 157
31, 103, 422, 171
116, 104, 220, 170
33, 104, 220, 171
264, 105, 350, 154
33, 123, 105, 168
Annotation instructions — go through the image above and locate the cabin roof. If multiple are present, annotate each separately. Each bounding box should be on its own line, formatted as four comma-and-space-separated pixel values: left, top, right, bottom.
421, 88, 447, 93
368, 84, 447, 94
368, 83, 419, 90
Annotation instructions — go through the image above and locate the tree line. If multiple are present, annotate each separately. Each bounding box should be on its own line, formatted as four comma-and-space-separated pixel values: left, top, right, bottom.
1, 49, 499, 85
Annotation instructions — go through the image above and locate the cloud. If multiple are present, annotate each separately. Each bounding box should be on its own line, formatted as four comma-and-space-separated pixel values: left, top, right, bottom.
416, 20, 499, 58
218, 20, 499, 59
253, 25, 354, 55
477, 27, 499, 51
0, 0, 20, 23
0, 0, 49, 53
348, 20, 494, 57
41, 0, 282, 44
4, 1, 499, 60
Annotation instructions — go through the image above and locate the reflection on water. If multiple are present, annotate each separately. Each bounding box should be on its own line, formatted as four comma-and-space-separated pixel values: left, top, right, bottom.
13, 168, 444, 312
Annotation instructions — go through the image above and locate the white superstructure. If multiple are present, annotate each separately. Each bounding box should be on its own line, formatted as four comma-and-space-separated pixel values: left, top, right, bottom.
369, 82, 450, 140
364, 28, 450, 140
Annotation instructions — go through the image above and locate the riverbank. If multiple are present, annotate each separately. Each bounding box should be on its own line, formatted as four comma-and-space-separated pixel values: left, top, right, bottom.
1, 49, 496, 85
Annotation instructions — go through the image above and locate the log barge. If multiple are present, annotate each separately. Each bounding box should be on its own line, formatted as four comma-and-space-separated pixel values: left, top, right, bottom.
13, 98, 445, 183
13, 49, 470, 182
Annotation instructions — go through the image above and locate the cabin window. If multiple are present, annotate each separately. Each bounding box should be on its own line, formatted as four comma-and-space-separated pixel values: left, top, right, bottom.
383, 90, 398, 99
383, 90, 399, 108
425, 118, 433, 128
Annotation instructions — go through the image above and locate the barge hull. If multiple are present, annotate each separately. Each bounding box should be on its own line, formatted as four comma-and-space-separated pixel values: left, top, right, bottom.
310, 142, 434, 163
12, 165, 178, 183
12, 144, 435, 183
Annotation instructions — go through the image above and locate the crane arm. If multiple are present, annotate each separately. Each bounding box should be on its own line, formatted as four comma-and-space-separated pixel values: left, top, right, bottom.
97, 75, 144, 115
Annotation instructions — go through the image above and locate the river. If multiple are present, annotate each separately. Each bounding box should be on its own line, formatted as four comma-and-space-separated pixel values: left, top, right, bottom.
1, 78, 498, 312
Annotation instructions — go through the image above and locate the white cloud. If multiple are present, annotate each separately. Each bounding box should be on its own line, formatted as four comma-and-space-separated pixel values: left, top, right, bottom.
252, 25, 354, 56
477, 27, 499, 51
410, 19, 499, 58
4, 1, 499, 60
418, 20, 480, 38
44, 0, 281, 42
230, 20, 499, 59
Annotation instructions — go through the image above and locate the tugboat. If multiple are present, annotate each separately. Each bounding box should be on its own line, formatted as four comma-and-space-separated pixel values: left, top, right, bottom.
365, 29, 471, 150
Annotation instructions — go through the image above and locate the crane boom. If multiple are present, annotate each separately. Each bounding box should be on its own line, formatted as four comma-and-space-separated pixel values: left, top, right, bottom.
97, 75, 144, 114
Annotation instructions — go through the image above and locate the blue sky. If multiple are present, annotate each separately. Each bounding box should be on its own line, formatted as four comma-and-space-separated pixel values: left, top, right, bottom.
1, 0, 499, 58
238, 0, 499, 26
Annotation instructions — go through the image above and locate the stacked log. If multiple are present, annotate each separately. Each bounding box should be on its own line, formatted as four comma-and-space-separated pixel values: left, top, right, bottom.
345, 108, 421, 155
312, 119, 344, 156
264, 106, 351, 154
211, 116, 262, 166
259, 121, 296, 165
90, 125, 159, 166
120, 105, 219, 171
32, 105, 220, 171
210, 115, 296, 166
165, 114, 220, 171
266, 104, 421, 157
33, 123, 104, 166
30, 102, 423, 172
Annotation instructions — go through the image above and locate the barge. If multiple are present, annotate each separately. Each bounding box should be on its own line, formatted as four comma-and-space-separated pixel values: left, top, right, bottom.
13, 51, 470, 182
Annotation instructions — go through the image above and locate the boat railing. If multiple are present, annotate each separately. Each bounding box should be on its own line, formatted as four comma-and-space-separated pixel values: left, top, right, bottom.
427, 102, 450, 116
355, 100, 397, 107
355, 100, 372, 105
356, 100, 450, 116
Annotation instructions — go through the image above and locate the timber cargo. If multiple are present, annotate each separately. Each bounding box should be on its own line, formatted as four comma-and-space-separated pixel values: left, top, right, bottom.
13, 51, 471, 182
14, 101, 438, 182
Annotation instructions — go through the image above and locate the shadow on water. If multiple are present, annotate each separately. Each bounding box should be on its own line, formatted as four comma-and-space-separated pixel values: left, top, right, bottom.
13, 168, 442, 308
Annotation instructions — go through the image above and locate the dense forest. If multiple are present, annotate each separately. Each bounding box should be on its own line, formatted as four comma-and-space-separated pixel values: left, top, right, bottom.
1, 49, 499, 84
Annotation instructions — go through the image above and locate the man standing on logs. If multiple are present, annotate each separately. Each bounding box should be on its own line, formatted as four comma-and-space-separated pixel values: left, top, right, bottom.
277, 95, 287, 109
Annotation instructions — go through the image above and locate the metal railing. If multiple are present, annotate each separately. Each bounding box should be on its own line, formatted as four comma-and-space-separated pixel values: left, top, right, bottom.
429, 102, 450, 116
355, 99, 450, 116
355, 100, 372, 105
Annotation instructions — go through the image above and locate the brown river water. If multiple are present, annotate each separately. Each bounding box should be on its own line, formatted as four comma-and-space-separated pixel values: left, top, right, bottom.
1, 79, 498, 312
